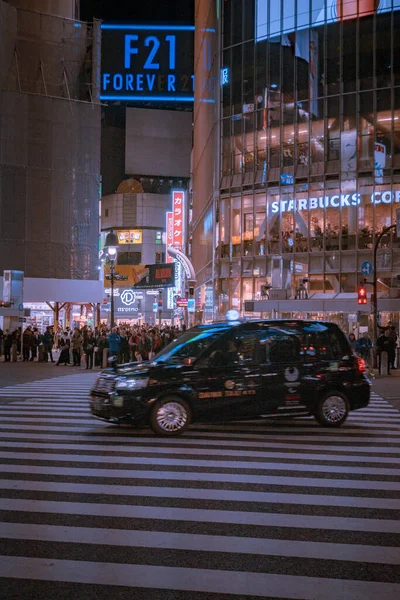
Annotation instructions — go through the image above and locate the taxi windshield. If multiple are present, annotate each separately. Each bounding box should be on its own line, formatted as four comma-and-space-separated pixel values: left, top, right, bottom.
153, 329, 226, 364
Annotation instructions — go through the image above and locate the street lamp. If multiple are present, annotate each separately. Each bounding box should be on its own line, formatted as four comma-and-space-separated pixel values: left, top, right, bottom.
104, 231, 119, 328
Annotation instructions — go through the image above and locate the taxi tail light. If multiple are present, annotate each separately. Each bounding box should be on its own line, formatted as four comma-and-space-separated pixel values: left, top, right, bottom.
357, 358, 366, 373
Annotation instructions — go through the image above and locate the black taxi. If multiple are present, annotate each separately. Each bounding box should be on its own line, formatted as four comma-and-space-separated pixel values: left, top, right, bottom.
89, 320, 370, 436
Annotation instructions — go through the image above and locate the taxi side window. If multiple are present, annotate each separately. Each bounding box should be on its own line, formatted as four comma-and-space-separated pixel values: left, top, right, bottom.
258, 331, 299, 365
301, 331, 347, 360
237, 334, 261, 365
205, 333, 261, 366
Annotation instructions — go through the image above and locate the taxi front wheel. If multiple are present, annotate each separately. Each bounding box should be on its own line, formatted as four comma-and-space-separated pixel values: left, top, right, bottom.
314, 392, 349, 427
150, 396, 192, 436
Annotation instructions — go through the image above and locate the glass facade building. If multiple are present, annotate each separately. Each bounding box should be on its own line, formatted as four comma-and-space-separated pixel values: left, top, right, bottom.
205, 0, 400, 324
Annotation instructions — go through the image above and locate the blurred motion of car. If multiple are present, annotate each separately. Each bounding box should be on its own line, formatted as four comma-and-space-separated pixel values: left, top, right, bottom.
90, 319, 370, 436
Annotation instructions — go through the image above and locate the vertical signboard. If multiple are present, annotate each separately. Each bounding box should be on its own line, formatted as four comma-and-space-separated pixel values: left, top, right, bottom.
173, 190, 185, 251
166, 211, 174, 263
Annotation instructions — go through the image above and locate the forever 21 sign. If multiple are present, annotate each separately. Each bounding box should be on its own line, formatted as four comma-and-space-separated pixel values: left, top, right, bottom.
100, 25, 194, 102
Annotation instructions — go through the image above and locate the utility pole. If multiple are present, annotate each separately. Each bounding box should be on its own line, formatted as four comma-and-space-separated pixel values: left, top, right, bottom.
110, 257, 115, 327
372, 224, 396, 344
158, 289, 163, 328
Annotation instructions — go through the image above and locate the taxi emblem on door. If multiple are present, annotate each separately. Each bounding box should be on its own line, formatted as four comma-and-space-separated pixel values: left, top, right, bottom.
224, 380, 236, 390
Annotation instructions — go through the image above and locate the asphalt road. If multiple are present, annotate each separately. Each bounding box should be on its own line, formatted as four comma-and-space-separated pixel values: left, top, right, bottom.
0, 370, 399, 599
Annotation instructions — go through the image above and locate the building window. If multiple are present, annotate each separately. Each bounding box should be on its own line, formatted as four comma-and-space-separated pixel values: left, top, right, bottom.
105, 209, 109, 217
117, 252, 141, 265
155, 252, 165, 263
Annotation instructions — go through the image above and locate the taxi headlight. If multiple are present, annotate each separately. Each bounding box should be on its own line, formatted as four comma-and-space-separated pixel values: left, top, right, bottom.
115, 377, 149, 390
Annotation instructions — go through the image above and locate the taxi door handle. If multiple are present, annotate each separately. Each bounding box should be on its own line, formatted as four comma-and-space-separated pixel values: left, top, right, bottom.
262, 373, 278, 377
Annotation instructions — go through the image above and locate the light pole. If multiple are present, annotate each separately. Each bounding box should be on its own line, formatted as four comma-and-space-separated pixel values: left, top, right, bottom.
372, 223, 396, 344
104, 231, 119, 328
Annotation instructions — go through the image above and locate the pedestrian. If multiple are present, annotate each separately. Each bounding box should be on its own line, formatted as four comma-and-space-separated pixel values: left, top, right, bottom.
83, 330, 96, 369
71, 328, 83, 366
22, 327, 32, 362
96, 333, 107, 367
138, 333, 150, 361
119, 330, 130, 364
30, 328, 40, 361
376, 328, 395, 375
3, 330, 12, 362
388, 325, 398, 369
56, 336, 70, 366
348, 332, 357, 353
42, 326, 55, 363
108, 327, 121, 359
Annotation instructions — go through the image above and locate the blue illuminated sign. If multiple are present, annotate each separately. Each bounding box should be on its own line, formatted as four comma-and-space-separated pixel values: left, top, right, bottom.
220, 67, 229, 85
100, 24, 195, 102
280, 173, 294, 185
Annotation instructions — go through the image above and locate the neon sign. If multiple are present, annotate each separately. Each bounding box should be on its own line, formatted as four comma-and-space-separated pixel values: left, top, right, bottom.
271, 190, 400, 213
100, 25, 194, 102
172, 190, 185, 251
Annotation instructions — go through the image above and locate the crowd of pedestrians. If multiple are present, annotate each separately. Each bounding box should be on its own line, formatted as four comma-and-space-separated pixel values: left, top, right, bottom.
0, 324, 183, 367
348, 322, 399, 376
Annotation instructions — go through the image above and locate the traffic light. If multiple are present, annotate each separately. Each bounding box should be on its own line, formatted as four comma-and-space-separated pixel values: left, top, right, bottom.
357, 285, 367, 305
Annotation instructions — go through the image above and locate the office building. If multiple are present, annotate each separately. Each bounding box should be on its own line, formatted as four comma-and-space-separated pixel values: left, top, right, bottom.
192, 0, 400, 330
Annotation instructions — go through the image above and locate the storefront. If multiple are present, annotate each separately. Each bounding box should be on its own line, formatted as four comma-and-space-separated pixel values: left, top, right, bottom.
101, 287, 173, 325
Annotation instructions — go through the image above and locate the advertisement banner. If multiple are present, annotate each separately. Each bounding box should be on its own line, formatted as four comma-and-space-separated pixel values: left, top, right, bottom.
133, 263, 176, 289
374, 142, 386, 184
103, 264, 148, 288
117, 230, 142, 244
100, 24, 195, 102
256, 0, 400, 42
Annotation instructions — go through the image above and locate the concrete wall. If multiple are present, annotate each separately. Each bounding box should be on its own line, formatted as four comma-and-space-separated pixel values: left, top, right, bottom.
5, 0, 79, 19
125, 108, 192, 178
101, 193, 171, 231
0, 275, 103, 303
191, 0, 218, 285
0, 0, 101, 281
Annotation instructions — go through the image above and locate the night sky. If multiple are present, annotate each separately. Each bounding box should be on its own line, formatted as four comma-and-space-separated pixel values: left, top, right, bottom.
80, 0, 194, 24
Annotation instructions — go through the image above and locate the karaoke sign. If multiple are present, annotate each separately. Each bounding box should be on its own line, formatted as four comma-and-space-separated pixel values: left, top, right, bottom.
172, 190, 184, 251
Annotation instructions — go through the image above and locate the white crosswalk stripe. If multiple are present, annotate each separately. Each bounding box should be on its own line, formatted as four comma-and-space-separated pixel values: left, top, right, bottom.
0, 373, 399, 599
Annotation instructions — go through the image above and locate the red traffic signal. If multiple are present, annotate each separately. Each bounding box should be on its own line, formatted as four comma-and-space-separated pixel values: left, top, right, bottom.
358, 286, 367, 305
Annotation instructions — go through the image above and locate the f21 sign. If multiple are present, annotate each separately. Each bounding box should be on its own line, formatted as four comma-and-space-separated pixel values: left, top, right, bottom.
100, 25, 194, 102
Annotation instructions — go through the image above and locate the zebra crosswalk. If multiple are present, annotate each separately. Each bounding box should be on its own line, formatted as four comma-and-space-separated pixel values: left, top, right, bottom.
0, 375, 399, 599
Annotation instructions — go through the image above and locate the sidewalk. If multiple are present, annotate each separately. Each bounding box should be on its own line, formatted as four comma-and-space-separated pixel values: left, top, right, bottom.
0, 357, 100, 388
371, 369, 400, 410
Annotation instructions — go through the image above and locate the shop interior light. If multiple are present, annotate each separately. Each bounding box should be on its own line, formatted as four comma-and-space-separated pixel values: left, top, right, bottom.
378, 117, 399, 122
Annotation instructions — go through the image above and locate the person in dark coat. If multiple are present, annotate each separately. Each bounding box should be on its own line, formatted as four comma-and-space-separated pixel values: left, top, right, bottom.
376, 328, 396, 375
42, 327, 55, 363
83, 331, 96, 369
30, 329, 40, 361
56, 336, 70, 366
22, 327, 32, 361
3, 331, 12, 362
96, 333, 108, 367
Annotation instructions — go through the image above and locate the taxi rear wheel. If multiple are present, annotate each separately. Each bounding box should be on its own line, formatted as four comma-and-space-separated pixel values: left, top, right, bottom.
314, 392, 349, 427
150, 396, 191, 436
